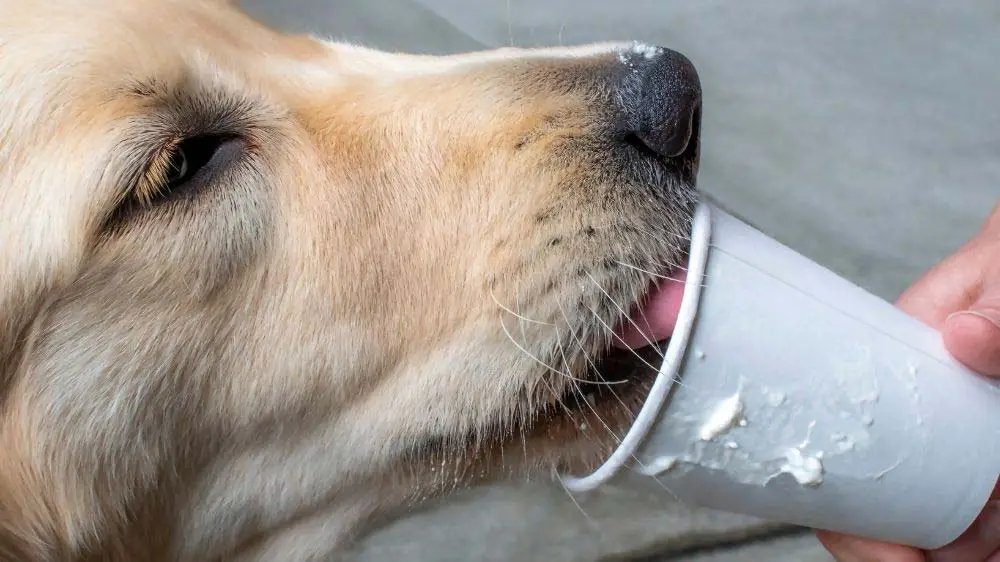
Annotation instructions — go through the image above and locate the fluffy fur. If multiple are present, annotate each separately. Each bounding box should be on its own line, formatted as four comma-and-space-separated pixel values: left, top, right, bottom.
0, 0, 701, 559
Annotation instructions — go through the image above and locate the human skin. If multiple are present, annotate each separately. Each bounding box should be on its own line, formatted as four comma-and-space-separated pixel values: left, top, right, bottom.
817, 203, 1000, 561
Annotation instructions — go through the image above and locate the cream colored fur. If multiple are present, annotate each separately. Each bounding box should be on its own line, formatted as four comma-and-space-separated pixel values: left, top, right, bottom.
0, 0, 698, 559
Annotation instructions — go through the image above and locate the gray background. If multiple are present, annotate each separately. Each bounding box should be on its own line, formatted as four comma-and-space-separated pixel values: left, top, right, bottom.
240, 1, 999, 560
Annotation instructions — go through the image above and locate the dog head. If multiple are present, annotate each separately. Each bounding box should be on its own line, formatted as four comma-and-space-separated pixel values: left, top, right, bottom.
0, 0, 701, 559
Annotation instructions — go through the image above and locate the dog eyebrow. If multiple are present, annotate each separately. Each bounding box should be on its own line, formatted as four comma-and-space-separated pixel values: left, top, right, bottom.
127, 80, 158, 99
119, 77, 178, 103
120, 76, 259, 132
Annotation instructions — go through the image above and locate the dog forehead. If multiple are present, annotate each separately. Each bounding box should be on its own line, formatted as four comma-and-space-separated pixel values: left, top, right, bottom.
0, 1, 338, 122
0, 0, 241, 25
0, 0, 321, 68
0, 2, 310, 116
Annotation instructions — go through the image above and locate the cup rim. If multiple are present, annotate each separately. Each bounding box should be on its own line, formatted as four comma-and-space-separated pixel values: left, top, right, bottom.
562, 200, 714, 492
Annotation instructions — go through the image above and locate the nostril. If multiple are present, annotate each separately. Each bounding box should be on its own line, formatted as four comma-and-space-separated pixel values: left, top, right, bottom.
626, 101, 699, 160
638, 120, 690, 159
623, 132, 665, 160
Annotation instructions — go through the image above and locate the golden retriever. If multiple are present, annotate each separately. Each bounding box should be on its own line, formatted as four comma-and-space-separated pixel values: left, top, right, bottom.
0, 0, 702, 559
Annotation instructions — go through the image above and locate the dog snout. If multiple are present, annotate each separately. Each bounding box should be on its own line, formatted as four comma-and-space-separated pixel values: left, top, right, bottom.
614, 45, 702, 159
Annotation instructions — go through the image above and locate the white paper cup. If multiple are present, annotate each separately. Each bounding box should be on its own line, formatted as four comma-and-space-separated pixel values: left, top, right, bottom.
562, 199, 1000, 549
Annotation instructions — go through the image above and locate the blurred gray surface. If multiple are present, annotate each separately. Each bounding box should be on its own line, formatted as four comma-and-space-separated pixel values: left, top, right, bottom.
344, 483, 791, 562
241, 1, 999, 560
682, 535, 835, 562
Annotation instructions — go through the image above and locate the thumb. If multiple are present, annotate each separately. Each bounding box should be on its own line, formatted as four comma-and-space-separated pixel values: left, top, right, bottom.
943, 283, 1000, 377
896, 245, 984, 330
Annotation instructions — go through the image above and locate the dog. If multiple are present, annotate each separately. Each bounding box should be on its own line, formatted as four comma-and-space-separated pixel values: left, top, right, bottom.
0, 0, 702, 559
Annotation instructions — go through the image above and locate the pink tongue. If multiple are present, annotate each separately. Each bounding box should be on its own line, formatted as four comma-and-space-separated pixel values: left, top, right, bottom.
612, 270, 687, 350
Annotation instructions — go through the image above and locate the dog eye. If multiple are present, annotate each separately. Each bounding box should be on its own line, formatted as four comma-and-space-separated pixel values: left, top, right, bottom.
163, 135, 227, 188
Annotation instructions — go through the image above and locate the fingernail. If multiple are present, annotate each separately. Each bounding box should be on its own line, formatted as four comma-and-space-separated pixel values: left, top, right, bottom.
948, 309, 1000, 331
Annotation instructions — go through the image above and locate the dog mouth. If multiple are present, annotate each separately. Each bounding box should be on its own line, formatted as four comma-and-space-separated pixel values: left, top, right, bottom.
533, 266, 688, 436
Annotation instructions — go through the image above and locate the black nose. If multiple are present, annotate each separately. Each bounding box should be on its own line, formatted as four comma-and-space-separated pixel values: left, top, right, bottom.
615, 44, 701, 159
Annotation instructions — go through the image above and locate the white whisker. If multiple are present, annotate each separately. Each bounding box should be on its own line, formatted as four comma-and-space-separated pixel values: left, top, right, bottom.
566, 370, 627, 443
498, 303, 626, 397
614, 261, 706, 288
581, 298, 662, 420
586, 306, 661, 373
585, 272, 664, 358
554, 335, 627, 443
546, 336, 586, 419
490, 284, 555, 326
556, 302, 600, 375
499, 315, 571, 378
555, 301, 629, 386
555, 302, 641, 446
584, 304, 687, 390
554, 469, 598, 527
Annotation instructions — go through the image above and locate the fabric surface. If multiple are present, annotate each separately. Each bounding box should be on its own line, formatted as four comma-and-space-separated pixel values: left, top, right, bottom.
240, 1, 1000, 559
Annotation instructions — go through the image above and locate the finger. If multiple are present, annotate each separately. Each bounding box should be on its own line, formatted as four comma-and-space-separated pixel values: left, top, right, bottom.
940, 267, 1000, 376
896, 248, 983, 329
898, 202, 1000, 327
927, 500, 1000, 562
816, 530, 925, 562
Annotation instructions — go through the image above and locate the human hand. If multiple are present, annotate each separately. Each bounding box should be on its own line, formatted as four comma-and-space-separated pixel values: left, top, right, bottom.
817, 202, 1000, 561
